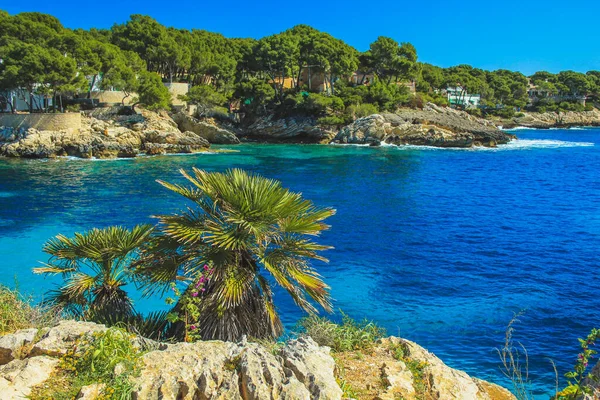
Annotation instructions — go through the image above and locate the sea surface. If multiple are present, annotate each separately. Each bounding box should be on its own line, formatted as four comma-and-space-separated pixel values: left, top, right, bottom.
1, 128, 599, 397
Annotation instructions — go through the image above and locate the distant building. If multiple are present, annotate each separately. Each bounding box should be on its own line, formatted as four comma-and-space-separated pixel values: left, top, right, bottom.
446, 87, 480, 108
527, 81, 587, 106
350, 72, 374, 86
1, 89, 54, 112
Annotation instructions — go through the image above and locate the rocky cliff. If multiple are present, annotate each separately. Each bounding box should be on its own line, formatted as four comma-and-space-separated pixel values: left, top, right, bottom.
242, 115, 336, 143
0, 320, 515, 400
332, 104, 513, 148
502, 108, 600, 129
172, 112, 240, 144
0, 108, 210, 158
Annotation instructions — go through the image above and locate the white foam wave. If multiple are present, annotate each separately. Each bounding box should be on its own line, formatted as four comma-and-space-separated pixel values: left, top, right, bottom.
504, 126, 538, 131
495, 139, 595, 150
333, 139, 594, 152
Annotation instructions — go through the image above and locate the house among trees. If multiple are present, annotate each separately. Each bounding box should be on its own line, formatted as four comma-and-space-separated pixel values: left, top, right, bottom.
527, 81, 588, 106
446, 87, 481, 108
1, 89, 55, 113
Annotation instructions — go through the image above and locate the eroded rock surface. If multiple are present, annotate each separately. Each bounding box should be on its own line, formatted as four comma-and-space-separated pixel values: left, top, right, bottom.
507, 108, 600, 129
0, 328, 37, 365
333, 104, 512, 148
0, 321, 516, 400
0, 356, 59, 399
0, 108, 210, 158
243, 115, 335, 143
172, 112, 240, 144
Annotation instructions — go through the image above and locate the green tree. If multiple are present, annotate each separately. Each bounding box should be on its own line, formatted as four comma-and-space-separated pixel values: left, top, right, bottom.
181, 84, 227, 117
234, 78, 276, 115
134, 71, 171, 111
135, 169, 334, 341
33, 225, 154, 319
368, 37, 418, 84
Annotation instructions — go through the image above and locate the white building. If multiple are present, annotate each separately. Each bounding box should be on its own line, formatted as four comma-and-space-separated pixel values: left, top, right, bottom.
1, 89, 54, 112
446, 87, 481, 108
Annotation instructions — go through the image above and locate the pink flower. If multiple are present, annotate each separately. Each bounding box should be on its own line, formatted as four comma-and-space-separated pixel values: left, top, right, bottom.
191, 291, 198, 297
190, 325, 197, 330
199, 276, 206, 283
203, 265, 209, 271
201, 288, 206, 292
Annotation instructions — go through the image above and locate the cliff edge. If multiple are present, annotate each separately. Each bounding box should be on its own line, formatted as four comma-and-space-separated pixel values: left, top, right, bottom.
0, 320, 515, 400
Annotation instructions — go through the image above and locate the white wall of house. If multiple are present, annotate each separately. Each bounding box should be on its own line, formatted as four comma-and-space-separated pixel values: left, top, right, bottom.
1, 90, 54, 112
446, 87, 481, 108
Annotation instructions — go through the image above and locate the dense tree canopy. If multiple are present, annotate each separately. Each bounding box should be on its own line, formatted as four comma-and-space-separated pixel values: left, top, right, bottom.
0, 9, 599, 116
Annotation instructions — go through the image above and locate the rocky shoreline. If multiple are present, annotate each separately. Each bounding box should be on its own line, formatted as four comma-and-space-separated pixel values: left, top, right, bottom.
0, 320, 516, 400
0, 103, 520, 159
332, 104, 513, 147
499, 109, 600, 129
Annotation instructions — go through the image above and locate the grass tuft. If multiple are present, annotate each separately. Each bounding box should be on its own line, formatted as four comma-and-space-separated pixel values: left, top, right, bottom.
0, 285, 60, 335
296, 311, 386, 352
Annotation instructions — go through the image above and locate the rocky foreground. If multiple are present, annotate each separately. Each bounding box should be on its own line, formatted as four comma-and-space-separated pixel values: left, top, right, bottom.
0, 320, 517, 400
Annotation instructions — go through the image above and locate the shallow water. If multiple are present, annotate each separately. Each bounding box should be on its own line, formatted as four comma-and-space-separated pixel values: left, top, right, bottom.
1, 128, 599, 396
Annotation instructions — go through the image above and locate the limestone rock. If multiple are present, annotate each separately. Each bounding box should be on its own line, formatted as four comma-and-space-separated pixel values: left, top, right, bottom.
281, 336, 342, 400
332, 103, 512, 148
0, 329, 38, 365
31, 320, 107, 357
172, 112, 240, 144
131, 341, 242, 399
77, 383, 107, 400
379, 337, 515, 400
243, 115, 335, 143
0, 107, 212, 159
380, 360, 416, 399
0, 356, 59, 399
131, 337, 339, 400
238, 343, 311, 400
509, 108, 600, 129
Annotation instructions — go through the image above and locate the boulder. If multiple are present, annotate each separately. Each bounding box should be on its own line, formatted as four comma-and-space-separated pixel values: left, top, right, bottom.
77, 383, 107, 400
131, 337, 340, 400
281, 337, 342, 400
30, 320, 107, 357
0, 356, 59, 399
172, 113, 240, 144
0, 329, 38, 365
379, 337, 516, 400
238, 343, 310, 400
131, 341, 242, 399
243, 115, 334, 143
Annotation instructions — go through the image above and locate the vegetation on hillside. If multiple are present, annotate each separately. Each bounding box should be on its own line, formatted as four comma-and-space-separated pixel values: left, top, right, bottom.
2, 10, 598, 118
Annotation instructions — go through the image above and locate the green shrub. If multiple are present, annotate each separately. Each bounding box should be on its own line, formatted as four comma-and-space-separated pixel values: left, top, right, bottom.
296, 312, 386, 352
41, 327, 144, 400
65, 104, 80, 113
467, 108, 483, 117
317, 116, 346, 127
345, 103, 379, 119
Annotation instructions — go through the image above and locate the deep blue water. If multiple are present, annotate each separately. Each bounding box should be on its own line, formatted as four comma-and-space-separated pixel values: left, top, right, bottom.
1, 128, 599, 397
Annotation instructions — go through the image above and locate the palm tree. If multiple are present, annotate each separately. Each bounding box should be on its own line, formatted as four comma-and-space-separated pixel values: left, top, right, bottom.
34, 224, 154, 319
135, 168, 335, 341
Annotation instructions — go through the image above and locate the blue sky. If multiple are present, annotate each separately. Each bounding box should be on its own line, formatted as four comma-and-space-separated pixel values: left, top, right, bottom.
4, 0, 599, 75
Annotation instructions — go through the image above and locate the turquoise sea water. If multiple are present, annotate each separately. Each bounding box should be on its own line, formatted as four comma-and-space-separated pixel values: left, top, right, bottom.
1, 128, 599, 396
